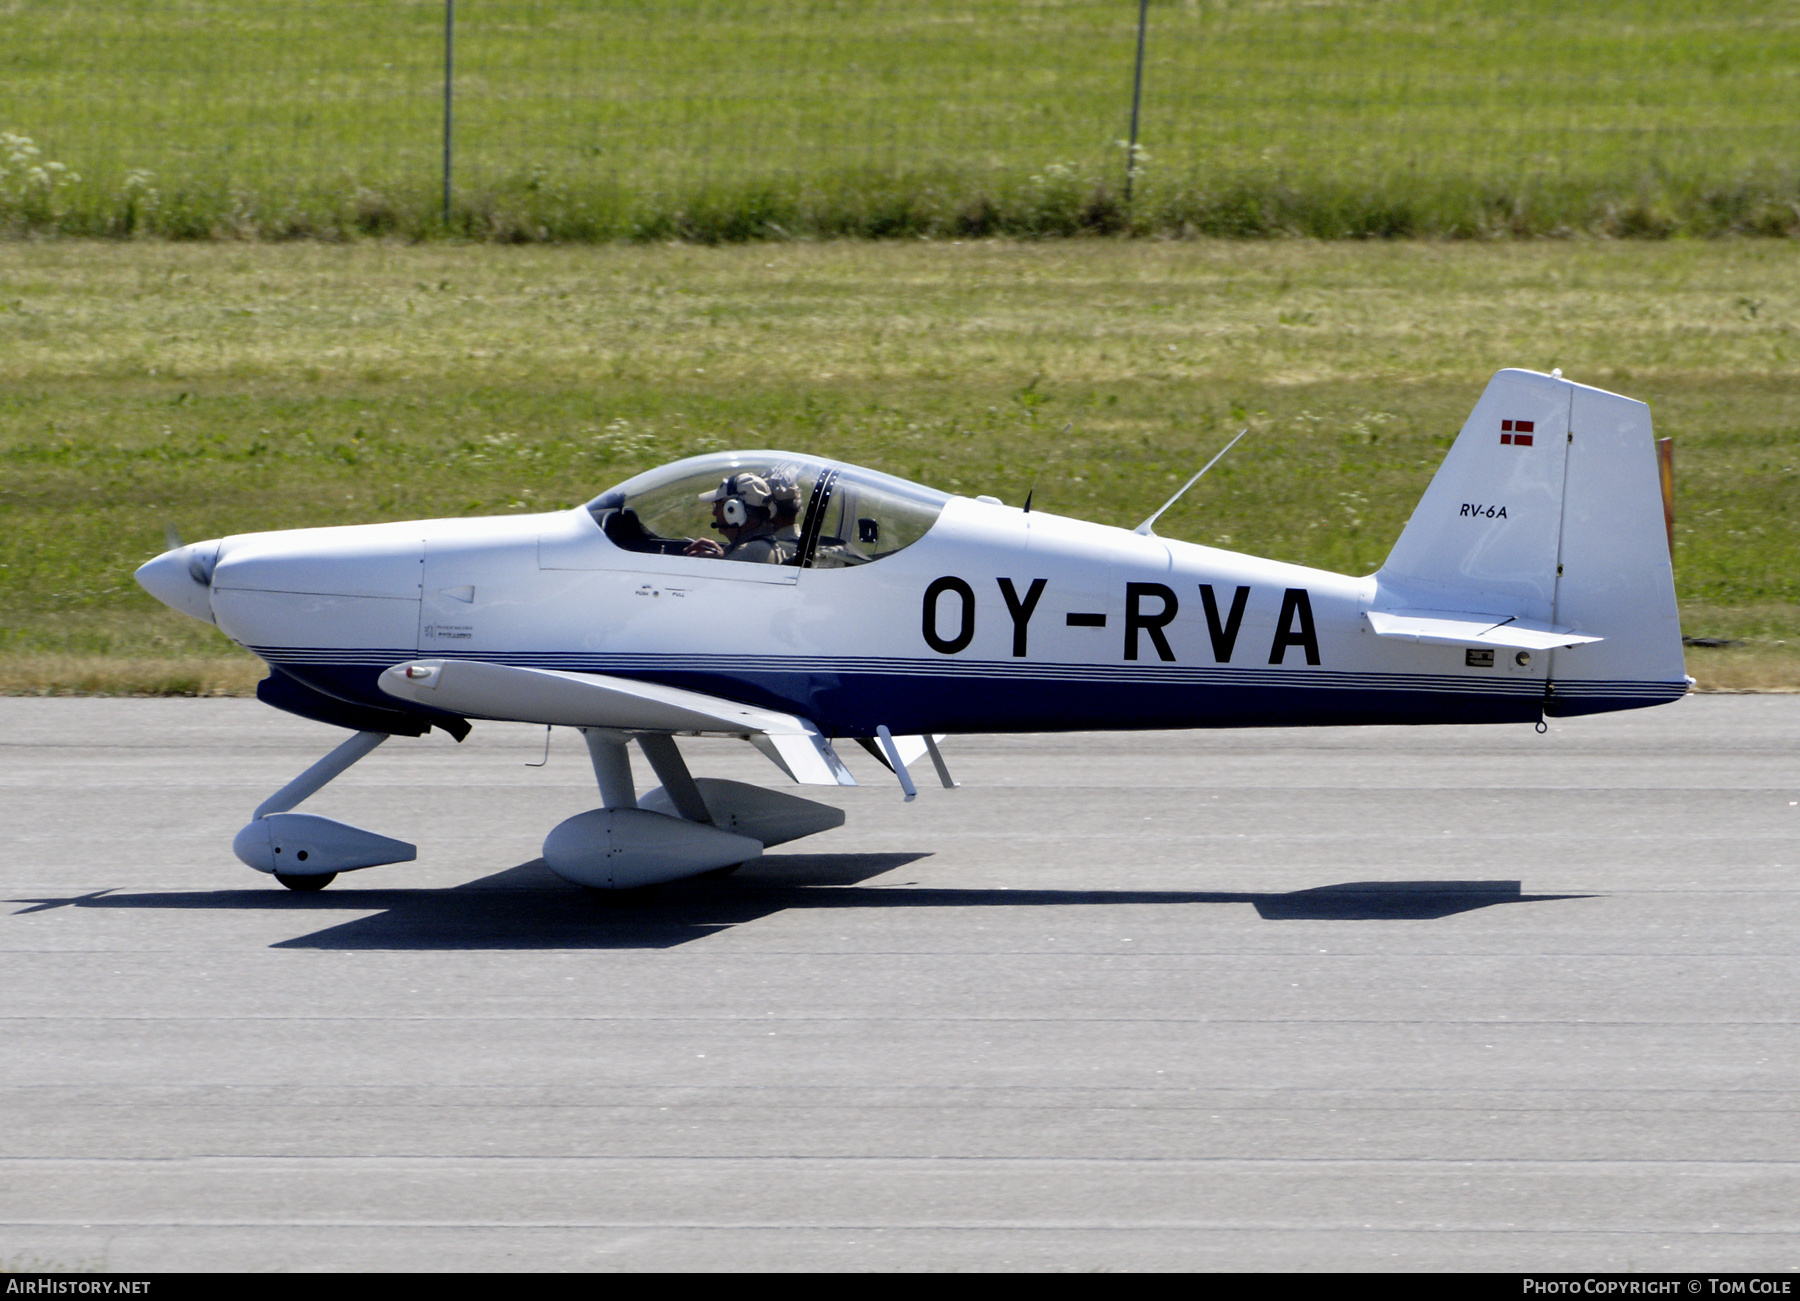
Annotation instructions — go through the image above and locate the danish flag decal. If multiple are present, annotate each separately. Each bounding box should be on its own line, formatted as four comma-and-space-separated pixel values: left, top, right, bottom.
1500, 419, 1534, 447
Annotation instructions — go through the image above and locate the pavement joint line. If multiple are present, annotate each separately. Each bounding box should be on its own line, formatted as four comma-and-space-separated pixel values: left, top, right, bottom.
0, 1220, 1795, 1236
3, 1014, 1800, 1026
8, 1154, 1800, 1167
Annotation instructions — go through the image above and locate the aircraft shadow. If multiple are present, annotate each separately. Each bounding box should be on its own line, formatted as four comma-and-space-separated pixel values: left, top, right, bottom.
11, 867, 1583, 951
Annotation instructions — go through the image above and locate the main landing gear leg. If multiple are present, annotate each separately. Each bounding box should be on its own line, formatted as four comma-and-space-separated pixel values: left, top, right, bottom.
635, 734, 742, 878
578, 727, 637, 810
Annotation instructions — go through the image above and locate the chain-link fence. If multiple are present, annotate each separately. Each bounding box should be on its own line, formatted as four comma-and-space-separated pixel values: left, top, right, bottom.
3, 1, 1796, 240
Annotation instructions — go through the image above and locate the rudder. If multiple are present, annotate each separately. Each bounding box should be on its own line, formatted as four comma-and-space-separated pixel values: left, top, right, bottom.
1548, 380, 1686, 713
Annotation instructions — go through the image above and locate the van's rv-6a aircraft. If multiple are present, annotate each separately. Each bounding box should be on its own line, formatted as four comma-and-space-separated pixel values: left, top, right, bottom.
136, 368, 1687, 893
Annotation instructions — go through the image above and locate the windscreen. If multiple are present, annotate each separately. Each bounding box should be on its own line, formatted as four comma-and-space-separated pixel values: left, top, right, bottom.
799, 465, 949, 569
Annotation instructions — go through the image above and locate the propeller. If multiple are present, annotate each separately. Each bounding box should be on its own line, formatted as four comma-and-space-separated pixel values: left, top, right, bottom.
162, 522, 217, 585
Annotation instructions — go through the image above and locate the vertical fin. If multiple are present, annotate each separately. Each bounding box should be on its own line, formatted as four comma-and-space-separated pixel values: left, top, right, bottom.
1377, 369, 1685, 713
1378, 369, 1571, 623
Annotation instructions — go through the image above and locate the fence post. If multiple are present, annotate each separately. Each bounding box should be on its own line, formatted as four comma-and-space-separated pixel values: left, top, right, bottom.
1125, 0, 1149, 204
442, 0, 455, 228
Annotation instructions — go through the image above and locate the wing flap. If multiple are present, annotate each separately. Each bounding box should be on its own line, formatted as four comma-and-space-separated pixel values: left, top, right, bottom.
748, 733, 858, 787
1365, 609, 1603, 651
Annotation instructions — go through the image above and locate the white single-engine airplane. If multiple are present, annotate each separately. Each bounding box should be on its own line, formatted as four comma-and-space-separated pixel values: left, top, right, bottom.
137, 368, 1685, 893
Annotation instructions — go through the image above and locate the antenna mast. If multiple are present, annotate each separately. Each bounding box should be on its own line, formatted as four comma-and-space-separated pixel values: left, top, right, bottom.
1133, 429, 1248, 537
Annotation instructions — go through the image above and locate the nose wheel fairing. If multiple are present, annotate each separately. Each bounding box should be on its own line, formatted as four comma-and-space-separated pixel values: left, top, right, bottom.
234, 813, 417, 877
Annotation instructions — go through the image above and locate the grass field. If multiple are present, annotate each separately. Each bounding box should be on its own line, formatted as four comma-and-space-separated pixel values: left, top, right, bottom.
4, 1, 1800, 241
1, 238, 1795, 693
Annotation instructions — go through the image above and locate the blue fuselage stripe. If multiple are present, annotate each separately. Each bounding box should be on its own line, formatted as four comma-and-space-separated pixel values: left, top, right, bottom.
251, 647, 1684, 733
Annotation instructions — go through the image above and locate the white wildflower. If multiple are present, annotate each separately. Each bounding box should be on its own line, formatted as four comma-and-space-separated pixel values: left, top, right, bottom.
0, 132, 80, 206
1117, 139, 1151, 177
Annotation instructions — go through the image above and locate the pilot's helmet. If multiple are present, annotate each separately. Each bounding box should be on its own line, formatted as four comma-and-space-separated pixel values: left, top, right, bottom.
698, 472, 774, 526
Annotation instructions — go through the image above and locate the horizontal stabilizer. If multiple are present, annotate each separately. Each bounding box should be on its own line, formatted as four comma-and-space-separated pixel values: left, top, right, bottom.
379, 658, 855, 786
1365, 609, 1603, 651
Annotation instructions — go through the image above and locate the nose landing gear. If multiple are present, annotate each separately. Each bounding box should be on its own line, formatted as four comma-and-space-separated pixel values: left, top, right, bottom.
234, 730, 417, 890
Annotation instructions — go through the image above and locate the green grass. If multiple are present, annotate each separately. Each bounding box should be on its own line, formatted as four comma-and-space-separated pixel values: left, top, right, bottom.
4, 1, 1800, 241
1, 238, 1797, 690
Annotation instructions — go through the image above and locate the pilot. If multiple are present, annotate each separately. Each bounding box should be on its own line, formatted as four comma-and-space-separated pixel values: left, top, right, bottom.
685, 472, 782, 563
766, 467, 804, 563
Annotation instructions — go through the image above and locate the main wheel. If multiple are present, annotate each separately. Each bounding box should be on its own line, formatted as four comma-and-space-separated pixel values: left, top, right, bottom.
275, 872, 337, 892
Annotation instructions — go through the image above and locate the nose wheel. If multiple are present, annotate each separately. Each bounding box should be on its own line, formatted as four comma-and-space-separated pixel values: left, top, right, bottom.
275, 872, 337, 892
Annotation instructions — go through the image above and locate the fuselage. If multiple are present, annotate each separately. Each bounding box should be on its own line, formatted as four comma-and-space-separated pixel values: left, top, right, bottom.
141, 495, 1587, 737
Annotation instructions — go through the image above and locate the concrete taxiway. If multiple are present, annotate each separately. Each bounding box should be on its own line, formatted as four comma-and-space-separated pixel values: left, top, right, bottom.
2, 694, 1798, 1271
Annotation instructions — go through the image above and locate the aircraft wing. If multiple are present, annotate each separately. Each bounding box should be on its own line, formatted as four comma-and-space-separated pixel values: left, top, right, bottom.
1364, 608, 1603, 651
377, 658, 856, 785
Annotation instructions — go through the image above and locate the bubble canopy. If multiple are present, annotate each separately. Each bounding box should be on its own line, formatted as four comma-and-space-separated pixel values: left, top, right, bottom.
585, 451, 951, 569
